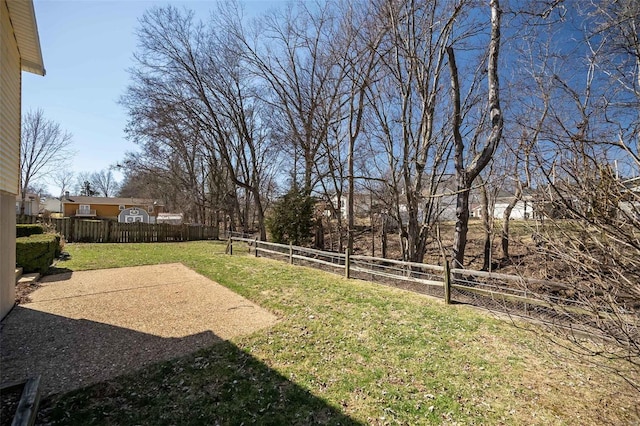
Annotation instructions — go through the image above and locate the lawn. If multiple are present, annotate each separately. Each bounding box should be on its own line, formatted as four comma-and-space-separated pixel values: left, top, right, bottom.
38, 241, 637, 425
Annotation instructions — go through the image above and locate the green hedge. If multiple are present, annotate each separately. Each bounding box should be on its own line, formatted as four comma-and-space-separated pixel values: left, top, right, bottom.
16, 234, 59, 274
16, 224, 45, 238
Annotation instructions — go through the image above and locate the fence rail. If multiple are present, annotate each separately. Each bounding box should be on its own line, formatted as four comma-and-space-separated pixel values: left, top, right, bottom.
17, 215, 218, 243
229, 237, 638, 340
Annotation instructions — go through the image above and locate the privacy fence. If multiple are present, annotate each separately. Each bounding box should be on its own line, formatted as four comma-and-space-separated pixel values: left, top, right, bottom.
229, 237, 637, 341
16, 216, 218, 243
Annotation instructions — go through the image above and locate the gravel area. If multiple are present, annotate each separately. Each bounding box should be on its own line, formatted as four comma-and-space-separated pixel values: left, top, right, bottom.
0, 263, 279, 396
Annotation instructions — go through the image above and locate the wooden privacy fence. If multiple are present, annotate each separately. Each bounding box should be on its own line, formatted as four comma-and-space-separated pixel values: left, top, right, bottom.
16, 216, 218, 243
229, 237, 638, 340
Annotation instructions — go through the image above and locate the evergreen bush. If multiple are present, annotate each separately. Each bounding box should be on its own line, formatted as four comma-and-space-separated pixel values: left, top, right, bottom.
267, 188, 314, 245
16, 224, 44, 238
16, 234, 58, 274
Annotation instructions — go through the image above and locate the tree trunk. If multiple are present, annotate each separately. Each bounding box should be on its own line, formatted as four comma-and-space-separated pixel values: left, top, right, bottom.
381, 216, 387, 259
315, 218, 324, 249
347, 146, 355, 255
501, 187, 522, 260
212, 210, 220, 240
251, 186, 267, 241
452, 176, 471, 269
479, 179, 492, 271
449, 0, 503, 269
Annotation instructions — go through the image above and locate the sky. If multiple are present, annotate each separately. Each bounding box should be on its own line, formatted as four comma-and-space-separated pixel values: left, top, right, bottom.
23, 0, 285, 195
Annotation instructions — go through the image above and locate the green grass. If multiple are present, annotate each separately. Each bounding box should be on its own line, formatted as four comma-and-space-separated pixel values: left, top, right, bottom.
39, 242, 638, 425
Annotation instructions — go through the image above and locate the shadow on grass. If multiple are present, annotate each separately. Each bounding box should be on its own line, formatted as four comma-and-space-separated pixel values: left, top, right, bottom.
1, 307, 361, 425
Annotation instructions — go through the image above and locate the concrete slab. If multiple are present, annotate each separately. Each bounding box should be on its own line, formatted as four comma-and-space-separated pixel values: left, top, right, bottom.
1, 263, 279, 396
17, 273, 39, 284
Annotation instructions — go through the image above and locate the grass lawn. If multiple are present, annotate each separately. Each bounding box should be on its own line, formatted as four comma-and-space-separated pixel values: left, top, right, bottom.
38, 241, 637, 425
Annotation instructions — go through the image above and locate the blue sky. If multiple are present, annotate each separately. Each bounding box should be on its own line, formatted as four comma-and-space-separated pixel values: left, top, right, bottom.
23, 0, 285, 194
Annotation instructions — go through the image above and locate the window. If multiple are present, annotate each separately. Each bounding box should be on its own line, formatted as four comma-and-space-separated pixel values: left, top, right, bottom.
78, 204, 91, 214
147, 205, 154, 213
119, 205, 125, 210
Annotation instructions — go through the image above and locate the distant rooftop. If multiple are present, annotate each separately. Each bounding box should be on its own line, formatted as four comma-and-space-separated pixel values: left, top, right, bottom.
63, 196, 164, 206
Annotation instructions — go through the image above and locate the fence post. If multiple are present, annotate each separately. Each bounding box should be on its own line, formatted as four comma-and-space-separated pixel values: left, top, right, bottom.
345, 248, 350, 279
289, 243, 293, 264
254, 238, 258, 257
443, 260, 451, 305
227, 237, 233, 255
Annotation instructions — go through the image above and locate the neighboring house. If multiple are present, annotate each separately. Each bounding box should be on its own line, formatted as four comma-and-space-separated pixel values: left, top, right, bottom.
15, 192, 40, 216
40, 196, 63, 214
62, 194, 164, 223
1, 0, 45, 319
328, 192, 373, 220
492, 190, 536, 220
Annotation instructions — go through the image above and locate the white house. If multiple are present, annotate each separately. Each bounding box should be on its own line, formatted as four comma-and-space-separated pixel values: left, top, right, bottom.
493, 199, 534, 220
40, 197, 63, 214
15, 192, 40, 216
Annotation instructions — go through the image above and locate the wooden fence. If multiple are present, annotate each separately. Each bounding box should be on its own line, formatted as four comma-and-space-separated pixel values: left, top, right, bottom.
16, 216, 218, 243
228, 237, 638, 340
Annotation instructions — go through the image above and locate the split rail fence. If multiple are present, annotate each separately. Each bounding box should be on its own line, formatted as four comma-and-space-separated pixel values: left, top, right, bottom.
229, 237, 637, 341
17, 216, 218, 243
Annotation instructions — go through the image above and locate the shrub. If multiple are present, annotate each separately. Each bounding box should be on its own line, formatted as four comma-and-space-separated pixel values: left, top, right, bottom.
16, 224, 44, 238
16, 234, 58, 274
267, 187, 314, 245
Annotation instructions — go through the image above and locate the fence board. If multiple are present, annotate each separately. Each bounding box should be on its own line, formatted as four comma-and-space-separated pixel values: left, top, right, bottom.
16, 216, 218, 243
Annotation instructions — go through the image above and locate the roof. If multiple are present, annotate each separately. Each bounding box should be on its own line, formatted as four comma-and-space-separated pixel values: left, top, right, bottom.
63, 196, 164, 206
5, 0, 45, 75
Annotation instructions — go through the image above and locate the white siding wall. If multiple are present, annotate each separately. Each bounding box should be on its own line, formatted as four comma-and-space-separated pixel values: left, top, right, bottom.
0, 0, 21, 319
1, 0, 21, 196
493, 201, 531, 220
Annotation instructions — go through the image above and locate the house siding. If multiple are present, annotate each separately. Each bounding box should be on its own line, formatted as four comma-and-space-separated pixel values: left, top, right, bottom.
0, 0, 21, 319
1, 0, 21, 196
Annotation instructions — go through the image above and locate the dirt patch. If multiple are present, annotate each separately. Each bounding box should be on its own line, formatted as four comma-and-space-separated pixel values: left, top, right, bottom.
15, 281, 40, 305
1, 263, 279, 396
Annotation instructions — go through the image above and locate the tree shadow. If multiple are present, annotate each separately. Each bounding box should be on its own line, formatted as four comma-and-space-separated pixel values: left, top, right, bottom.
1, 307, 362, 425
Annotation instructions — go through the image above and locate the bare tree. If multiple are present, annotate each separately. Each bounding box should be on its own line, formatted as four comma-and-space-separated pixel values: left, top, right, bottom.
20, 109, 73, 214
238, 1, 345, 195
449, 0, 503, 268
51, 169, 74, 198
90, 169, 120, 197
491, 0, 640, 389
365, 0, 466, 262
122, 4, 277, 238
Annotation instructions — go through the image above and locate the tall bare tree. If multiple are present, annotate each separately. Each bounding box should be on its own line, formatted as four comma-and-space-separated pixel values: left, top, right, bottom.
20, 109, 73, 214
90, 169, 120, 197
238, 1, 345, 195
449, 0, 503, 268
365, 0, 466, 262
51, 169, 74, 198
123, 4, 277, 238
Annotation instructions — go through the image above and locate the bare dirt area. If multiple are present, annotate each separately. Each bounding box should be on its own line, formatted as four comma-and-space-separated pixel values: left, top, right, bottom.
15, 280, 41, 305
328, 219, 558, 279
1, 263, 279, 396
